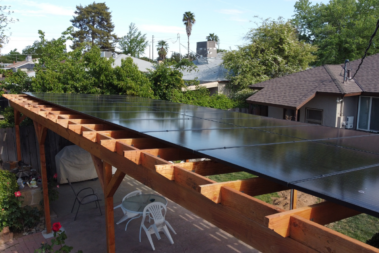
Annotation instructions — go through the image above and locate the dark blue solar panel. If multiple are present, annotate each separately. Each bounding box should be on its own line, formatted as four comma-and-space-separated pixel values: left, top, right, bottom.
24, 92, 379, 217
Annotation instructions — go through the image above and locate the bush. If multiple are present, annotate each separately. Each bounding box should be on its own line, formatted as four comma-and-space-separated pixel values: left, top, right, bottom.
171, 86, 237, 110
0, 170, 41, 232
0, 107, 33, 129
367, 233, 379, 249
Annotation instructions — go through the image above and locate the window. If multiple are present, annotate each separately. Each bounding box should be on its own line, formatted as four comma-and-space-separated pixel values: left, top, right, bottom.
250, 104, 268, 117
306, 108, 323, 125
357, 96, 379, 132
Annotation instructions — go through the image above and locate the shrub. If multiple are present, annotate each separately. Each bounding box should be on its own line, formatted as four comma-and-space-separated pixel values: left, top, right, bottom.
367, 233, 379, 249
0, 170, 41, 232
35, 222, 82, 253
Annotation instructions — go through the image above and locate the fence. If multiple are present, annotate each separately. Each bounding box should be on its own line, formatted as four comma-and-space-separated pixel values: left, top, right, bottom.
0, 125, 73, 177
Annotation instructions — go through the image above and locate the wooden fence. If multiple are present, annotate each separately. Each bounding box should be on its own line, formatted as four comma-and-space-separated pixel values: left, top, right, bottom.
0, 125, 73, 177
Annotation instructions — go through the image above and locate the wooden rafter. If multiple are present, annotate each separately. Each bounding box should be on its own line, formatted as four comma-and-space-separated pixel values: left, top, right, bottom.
5, 94, 378, 253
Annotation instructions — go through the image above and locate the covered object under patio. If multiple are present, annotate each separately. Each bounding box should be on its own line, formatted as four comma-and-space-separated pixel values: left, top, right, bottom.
4, 92, 379, 253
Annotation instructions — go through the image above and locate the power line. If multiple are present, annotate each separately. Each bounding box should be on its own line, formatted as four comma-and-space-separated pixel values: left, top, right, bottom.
353, 19, 379, 79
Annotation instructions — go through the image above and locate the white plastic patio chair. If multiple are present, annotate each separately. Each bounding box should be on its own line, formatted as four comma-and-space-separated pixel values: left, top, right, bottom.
114, 190, 142, 231
139, 202, 176, 251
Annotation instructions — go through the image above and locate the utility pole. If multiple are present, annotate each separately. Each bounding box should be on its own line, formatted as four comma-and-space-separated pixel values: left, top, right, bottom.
152, 35, 154, 61
149, 45, 151, 59
178, 33, 181, 60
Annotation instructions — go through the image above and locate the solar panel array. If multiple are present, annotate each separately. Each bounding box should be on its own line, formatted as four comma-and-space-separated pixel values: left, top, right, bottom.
26, 93, 379, 217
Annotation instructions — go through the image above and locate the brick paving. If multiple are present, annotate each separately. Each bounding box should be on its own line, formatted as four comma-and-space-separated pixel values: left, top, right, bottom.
0, 233, 51, 253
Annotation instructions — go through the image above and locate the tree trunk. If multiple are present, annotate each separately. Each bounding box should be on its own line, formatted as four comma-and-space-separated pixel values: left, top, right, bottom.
188, 35, 190, 59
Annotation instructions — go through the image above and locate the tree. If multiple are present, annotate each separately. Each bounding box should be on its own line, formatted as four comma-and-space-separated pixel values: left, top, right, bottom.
182, 12, 196, 59
118, 23, 148, 57
157, 40, 169, 60
293, 0, 379, 65
22, 41, 44, 57
223, 18, 317, 91
70, 2, 118, 50
0, 5, 18, 48
206, 33, 220, 48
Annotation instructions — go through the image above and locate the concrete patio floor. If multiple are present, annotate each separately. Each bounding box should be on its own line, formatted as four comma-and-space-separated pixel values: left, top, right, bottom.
50, 174, 260, 253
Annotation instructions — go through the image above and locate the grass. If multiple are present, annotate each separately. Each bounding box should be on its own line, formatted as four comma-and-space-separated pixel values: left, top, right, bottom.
326, 214, 379, 243
207, 171, 378, 245
206, 172, 280, 205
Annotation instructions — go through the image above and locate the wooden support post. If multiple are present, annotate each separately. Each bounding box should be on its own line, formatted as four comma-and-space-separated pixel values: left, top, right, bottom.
290, 189, 297, 210
104, 162, 115, 253
34, 121, 51, 234
14, 109, 22, 161
91, 155, 105, 191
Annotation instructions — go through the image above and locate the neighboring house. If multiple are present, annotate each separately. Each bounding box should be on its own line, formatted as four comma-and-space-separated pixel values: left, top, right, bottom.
181, 42, 229, 95
100, 51, 154, 73
246, 54, 379, 132
3, 55, 38, 77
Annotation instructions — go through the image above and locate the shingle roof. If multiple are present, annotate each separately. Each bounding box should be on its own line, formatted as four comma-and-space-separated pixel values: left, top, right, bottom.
113, 55, 154, 73
181, 53, 228, 82
247, 53, 379, 108
4, 61, 31, 69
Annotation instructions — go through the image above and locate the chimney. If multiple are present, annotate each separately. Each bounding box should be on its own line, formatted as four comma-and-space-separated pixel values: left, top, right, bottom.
343, 59, 350, 82
26, 55, 32, 62
347, 69, 352, 79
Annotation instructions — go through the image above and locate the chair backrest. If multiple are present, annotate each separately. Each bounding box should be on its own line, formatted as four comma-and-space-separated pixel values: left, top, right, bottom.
122, 190, 142, 202
66, 178, 77, 196
143, 202, 166, 227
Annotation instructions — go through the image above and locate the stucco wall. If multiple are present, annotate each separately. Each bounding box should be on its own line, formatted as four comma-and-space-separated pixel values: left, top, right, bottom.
299, 94, 339, 127
268, 106, 283, 119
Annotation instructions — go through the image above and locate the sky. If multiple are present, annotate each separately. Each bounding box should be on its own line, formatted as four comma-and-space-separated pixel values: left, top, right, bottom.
2, 0, 329, 58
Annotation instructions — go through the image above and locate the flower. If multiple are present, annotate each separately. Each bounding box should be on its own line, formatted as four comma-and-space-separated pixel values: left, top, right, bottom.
53, 173, 57, 179
2, 209, 4, 211
52, 222, 62, 232
57, 185, 60, 188
14, 191, 21, 197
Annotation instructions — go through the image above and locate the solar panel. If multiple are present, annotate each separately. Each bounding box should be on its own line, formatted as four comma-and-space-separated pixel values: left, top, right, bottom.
294, 165, 379, 217
25, 92, 379, 217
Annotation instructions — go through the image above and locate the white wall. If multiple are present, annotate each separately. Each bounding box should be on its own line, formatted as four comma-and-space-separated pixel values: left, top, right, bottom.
299, 94, 339, 127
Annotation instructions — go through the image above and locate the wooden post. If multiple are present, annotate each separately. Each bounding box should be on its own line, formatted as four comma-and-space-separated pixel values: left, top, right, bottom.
295, 109, 299, 122
34, 121, 51, 234
104, 162, 115, 253
290, 189, 298, 210
14, 109, 22, 161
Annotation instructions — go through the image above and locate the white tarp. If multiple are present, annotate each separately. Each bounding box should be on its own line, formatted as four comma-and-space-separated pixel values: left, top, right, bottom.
55, 145, 98, 184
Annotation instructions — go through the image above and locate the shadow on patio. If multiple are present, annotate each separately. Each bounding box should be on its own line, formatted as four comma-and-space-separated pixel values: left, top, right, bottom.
51, 175, 259, 253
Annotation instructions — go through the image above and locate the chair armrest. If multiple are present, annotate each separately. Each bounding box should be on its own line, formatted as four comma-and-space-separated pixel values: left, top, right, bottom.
77, 187, 95, 196
80, 194, 99, 202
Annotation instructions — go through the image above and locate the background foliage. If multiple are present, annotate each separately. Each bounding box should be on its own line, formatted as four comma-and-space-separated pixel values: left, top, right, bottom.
223, 18, 317, 91
293, 0, 379, 65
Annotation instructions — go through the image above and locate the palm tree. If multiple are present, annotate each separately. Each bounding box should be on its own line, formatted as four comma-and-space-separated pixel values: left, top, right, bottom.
182, 12, 196, 59
156, 40, 169, 60
206, 33, 220, 49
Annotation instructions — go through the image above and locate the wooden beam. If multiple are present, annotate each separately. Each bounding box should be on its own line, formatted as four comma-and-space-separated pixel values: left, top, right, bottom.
174, 166, 215, 191
91, 155, 105, 190
124, 148, 200, 164
34, 122, 51, 234
265, 201, 361, 237
290, 215, 378, 253
199, 177, 288, 203
221, 186, 284, 225
104, 162, 115, 253
105, 170, 126, 198
155, 161, 240, 179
